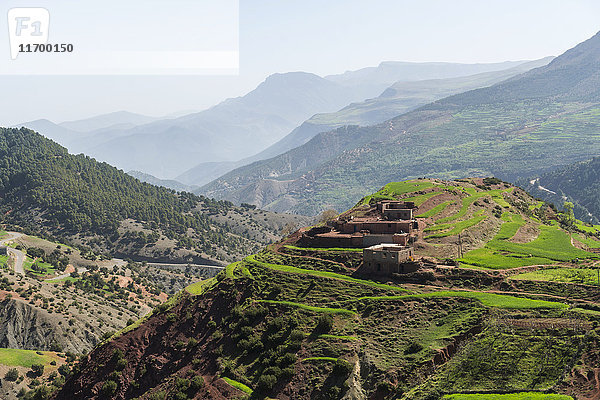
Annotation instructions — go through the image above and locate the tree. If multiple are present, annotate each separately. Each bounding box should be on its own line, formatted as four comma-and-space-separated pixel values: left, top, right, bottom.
280, 222, 297, 236
560, 201, 575, 230
318, 209, 338, 224
5, 367, 19, 381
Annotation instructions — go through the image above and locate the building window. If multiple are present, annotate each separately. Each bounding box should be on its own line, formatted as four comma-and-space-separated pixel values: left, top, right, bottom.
377, 263, 381, 271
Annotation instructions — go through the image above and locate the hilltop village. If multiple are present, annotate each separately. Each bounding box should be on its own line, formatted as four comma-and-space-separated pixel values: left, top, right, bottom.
299, 200, 420, 274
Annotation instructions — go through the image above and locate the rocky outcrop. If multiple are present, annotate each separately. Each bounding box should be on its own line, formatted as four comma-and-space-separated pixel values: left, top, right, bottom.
0, 299, 96, 353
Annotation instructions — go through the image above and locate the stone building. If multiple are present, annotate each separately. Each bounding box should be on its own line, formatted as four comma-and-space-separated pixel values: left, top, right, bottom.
377, 201, 415, 220
362, 244, 417, 274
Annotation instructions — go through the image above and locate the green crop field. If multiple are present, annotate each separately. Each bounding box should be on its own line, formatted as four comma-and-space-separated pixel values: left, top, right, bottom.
25, 260, 56, 276
436, 189, 512, 224
402, 191, 443, 206
186, 277, 218, 295
222, 377, 253, 395
574, 233, 600, 248
245, 254, 409, 292
360, 180, 437, 204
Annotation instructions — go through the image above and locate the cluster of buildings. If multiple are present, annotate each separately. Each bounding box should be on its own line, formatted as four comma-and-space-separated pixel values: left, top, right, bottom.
299, 200, 421, 274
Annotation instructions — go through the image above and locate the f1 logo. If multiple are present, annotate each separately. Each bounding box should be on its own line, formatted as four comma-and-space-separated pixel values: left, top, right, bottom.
7, 8, 50, 60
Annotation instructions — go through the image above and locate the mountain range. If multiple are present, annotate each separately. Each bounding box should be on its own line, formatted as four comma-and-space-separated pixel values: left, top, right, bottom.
198, 31, 600, 215
177, 58, 552, 188
16, 60, 544, 186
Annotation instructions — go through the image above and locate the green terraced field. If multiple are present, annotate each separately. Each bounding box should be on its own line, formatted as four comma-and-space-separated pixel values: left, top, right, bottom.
437, 189, 512, 224
416, 200, 454, 218
245, 254, 409, 292
360, 180, 438, 204
222, 377, 253, 395
459, 214, 596, 269
574, 233, 600, 248
258, 300, 356, 315
511, 267, 600, 286
351, 291, 566, 310
443, 393, 573, 400
425, 214, 487, 239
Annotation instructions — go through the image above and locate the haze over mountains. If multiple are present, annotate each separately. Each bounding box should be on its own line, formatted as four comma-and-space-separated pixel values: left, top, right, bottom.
199, 31, 600, 215
177, 58, 552, 187
16, 59, 546, 186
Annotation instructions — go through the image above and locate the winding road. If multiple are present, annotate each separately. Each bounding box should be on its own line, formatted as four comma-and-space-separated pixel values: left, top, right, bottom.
1, 232, 25, 275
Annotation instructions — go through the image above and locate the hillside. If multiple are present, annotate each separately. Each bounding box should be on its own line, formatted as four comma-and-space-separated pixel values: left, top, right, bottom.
49, 179, 600, 400
520, 157, 600, 224
199, 32, 600, 215
178, 59, 550, 187
0, 127, 309, 265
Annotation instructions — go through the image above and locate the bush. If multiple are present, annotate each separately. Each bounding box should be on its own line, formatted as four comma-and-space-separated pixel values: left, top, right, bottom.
404, 341, 423, 354
5, 367, 19, 381
189, 375, 204, 391
58, 364, 70, 377
100, 380, 118, 397
332, 359, 353, 376
314, 314, 334, 334
256, 374, 277, 393
30, 363, 44, 377
115, 357, 127, 371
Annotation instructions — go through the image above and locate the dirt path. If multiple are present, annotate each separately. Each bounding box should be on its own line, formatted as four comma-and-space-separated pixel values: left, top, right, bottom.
1, 232, 25, 275
46, 267, 89, 282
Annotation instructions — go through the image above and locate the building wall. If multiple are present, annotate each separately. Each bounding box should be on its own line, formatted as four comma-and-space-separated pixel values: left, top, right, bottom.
382, 208, 413, 220
362, 247, 416, 274
337, 221, 413, 235
362, 234, 409, 247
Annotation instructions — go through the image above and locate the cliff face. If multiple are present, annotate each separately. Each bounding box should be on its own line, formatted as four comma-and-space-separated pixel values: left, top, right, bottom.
0, 299, 97, 353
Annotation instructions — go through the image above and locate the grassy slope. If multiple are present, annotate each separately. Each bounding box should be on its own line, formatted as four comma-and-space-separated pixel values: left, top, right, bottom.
0, 348, 61, 368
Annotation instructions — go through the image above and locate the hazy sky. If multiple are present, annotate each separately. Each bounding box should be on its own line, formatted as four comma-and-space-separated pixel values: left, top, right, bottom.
1, 0, 600, 126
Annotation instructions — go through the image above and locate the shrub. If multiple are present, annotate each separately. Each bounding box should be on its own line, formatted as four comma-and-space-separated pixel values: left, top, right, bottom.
314, 314, 334, 334
189, 375, 204, 391
404, 341, 423, 354
115, 357, 127, 371
100, 380, 118, 397
30, 363, 44, 377
166, 313, 177, 322
5, 367, 19, 381
332, 359, 353, 376
256, 374, 277, 393
175, 377, 190, 391
278, 352, 297, 367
